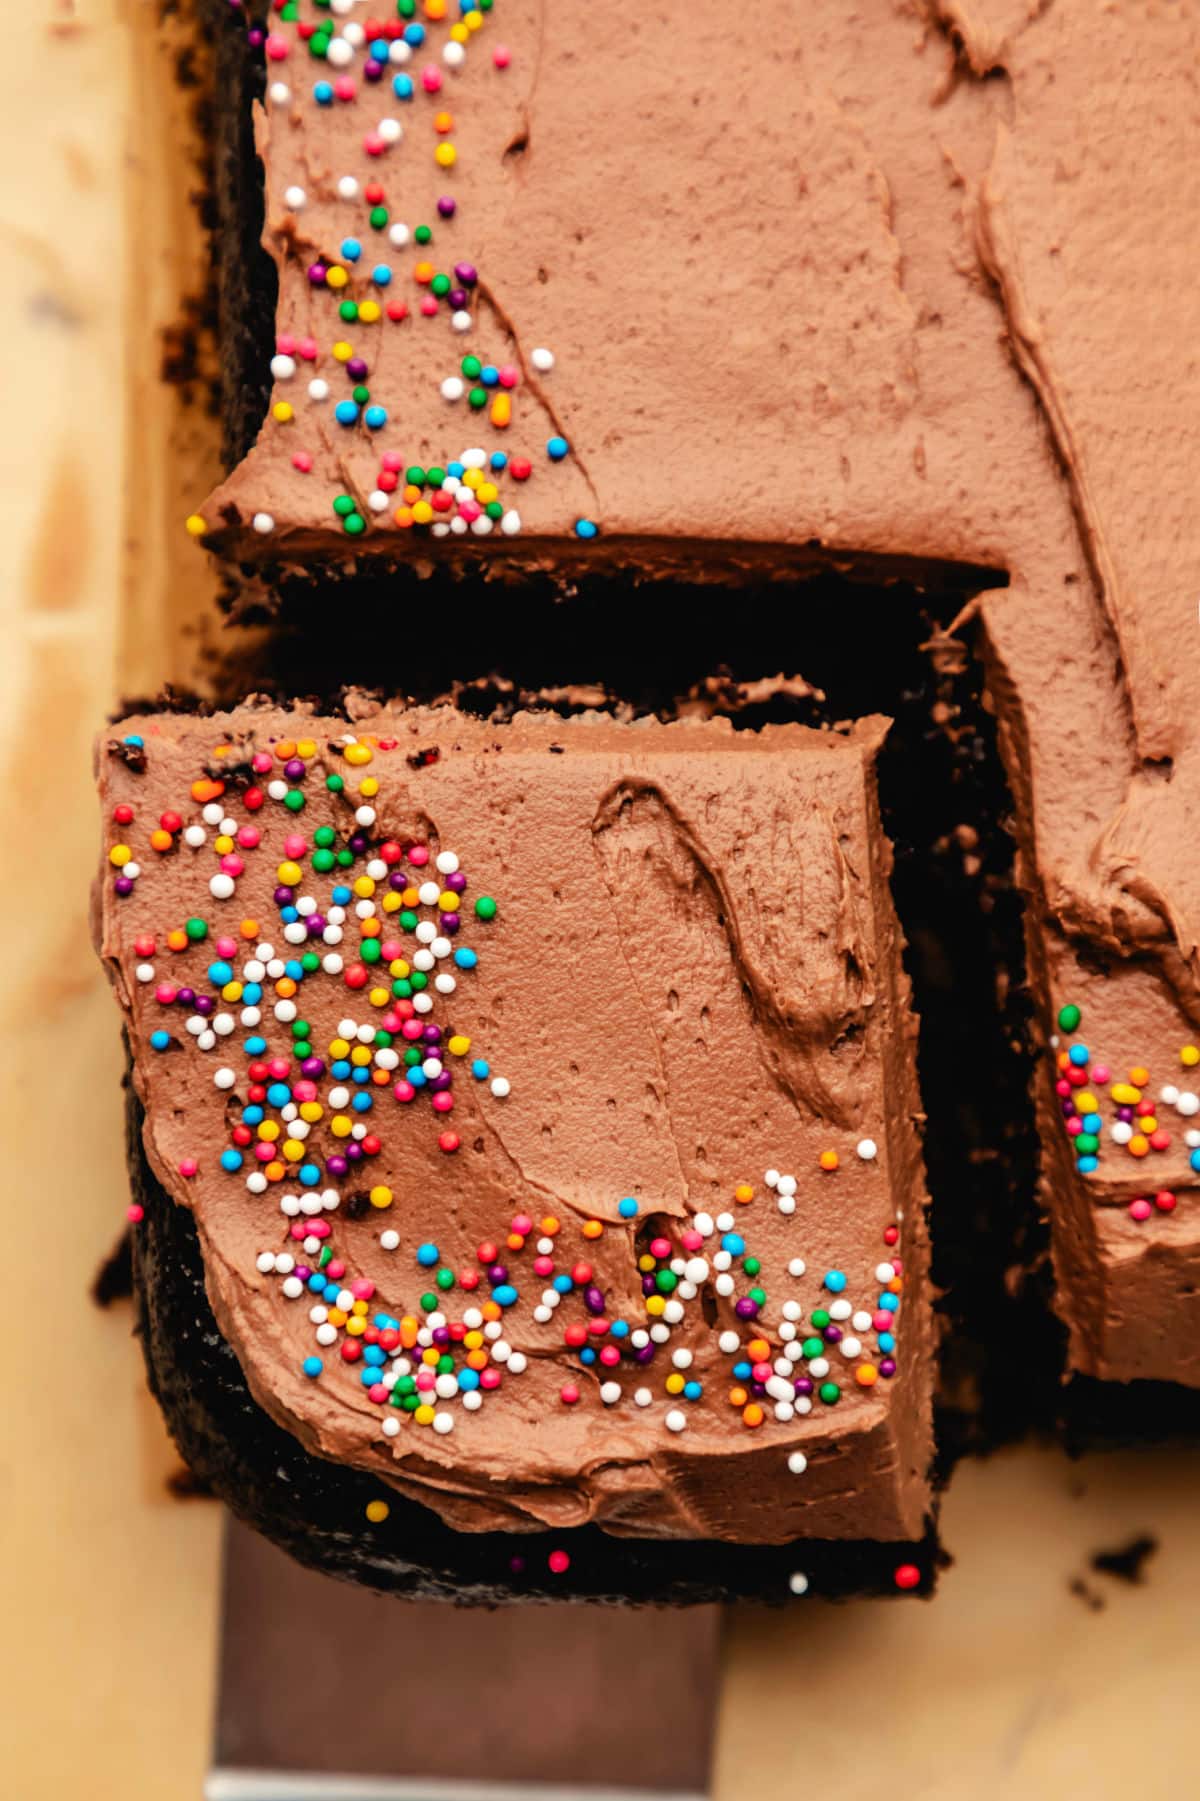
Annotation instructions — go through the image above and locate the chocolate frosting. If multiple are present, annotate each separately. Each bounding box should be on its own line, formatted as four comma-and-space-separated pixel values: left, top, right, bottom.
95, 704, 932, 1542
198, 0, 1200, 1380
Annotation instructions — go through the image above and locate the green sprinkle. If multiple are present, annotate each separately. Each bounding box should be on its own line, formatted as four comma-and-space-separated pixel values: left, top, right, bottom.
474, 895, 497, 920
185, 917, 208, 942
1058, 1003, 1081, 1034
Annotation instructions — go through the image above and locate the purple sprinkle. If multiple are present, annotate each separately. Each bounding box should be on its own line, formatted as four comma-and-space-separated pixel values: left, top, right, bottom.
823, 1325, 843, 1344
879, 1358, 897, 1378
350, 834, 368, 854
195, 995, 215, 1017
430, 1072, 452, 1092
307, 263, 328, 286
284, 758, 305, 780
448, 287, 468, 310
454, 262, 477, 287
488, 1264, 508, 1285
347, 357, 369, 380
177, 987, 196, 1007
734, 1297, 759, 1320
441, 913, 461, 935
642, 1275, 657, 1297
431, 1326, 450, 1348
327, 1155, 348, 1177
437, 196, 457, 219
274, 885, 294, 906
584, 1285, 606, 1316
1117, 1105, 1135, 1122
446, 871, 467, 893
634, 1343, 656, 1365
301, 1057, 326, 1079
389, 871, 408, 891
364, 57, 383, 80
793, 1377, 814, 1397
345, 1143, 364, 1163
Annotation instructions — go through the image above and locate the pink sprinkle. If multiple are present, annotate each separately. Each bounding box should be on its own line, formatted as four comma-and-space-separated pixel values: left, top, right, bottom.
179, 1158, 198, 1178
560, 1384, 580, 1406
298, 337, 319, 361
408, 845, 430, 866
512, 1213, 533, 1236
419, 296, 439, 316
394, 1081, 416, 1103
1129, 1198, 1152, 1221
334, 76, 356, 102
380, 940, 402, 962
127, 1202, 145, 1223
533, 1256, 554, 1277
422, 65, 443, 92
368, 1383, 388, 1403
548, 1549, 570, 1574
363, 131, 385, 156
283, 834, 307, 858
681, 1229, 703, 1251
252, 751, 273, 774
352, 1278, 376, 1300
599, 1344, 620, 1367
327, 1261, 346, 1280
498, 364, 520, 389
155, 982, 177, 1005
265, 33, 289, 60
431, 1091, 454, 1113
215, 935, 238, 958
292, 451, 313, 474
480, 1367, 502, 1390
493, 45, 511, 68
1092, 1064, 1111, 1085
382, 451, 404, 472
277, 334, 296, 355
220, 854, 245, 877
237, 825, 261, 848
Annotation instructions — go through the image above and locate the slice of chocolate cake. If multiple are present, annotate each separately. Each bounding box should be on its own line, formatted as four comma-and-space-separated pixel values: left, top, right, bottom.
94, 700, 935, 1597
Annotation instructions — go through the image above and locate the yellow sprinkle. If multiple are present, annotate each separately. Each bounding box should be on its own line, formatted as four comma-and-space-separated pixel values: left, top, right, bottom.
109, 844, 132, 868
353, 876, 376, 898
326, 266, 349, 290
272, 401, 294, 423
332, 340, 353, 363
257, 1121, 280, 1142
277, 860, 303, 886
359, 300, 381, 323
329, 1039, 350, 1059
221, 981, 243, 1003
645, 1295, 666, 1317
297, 739, 316, 758
1075, 1091, 1098, 1115
477, 482, 499, 505
370, 1185, 393, 1210
350, 1045, 372, 1067
369, 986, 389, 1008
463, 467, 483, 491
449, 21, 469, 41
299, 1102, 323, 1124
414, 1404, 435, 1426
412, 500, 434, 525
360, 776, 379, 798
1110, 1082, 1142, 1106
365, 1499, 390, 1523
215, 835, 234, 855
448, 1034, 471, 1056
665, 1372, 685, 1395
344, 742, 373, 766
435, 142, 457, 169
185, 513, 207, 537
1182, 1045, 1200, 1068
331, 1116, 352, 1139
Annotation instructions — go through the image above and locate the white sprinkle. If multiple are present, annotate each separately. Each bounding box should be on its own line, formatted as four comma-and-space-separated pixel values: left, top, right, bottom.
787, 1451, 808, 1475
490, 1076, 511, 1099
531, 347, 555, 373
213, 1067, 236, 1091
282, 1276, 303, 1300
382, 1416, 401, 1437
388, 221, 410, 248
269, 82, 291, 106
135, 963, 155, 984
857, 1137, 878, 1161
500, 508, 522, 536
875, 1262, 896, 1284
665, 1409, 687, 1434
443, 39, 466, 68
451, 309, 473, 332
284, 185, 306, 210
255, 1252, 275, 1274
251, 513, 275, 535
788, 1572, 810, 1596
1178, 1092, 1199, 1117
433, 1412, 454, 1435
337, 175, 359, 200
326, 38, 354, 68
270, 354, 296, 381
788, 1258, 807, 1278
600, 1382, 621, 1406
764, 1168, 780, 1189
377, 116, 403, 145
777, 1196, 796, 1216
634, 1387, 652, 1408
718, 1330, 740, 1355
440, 376, 465, 402
308, 378, 329, 401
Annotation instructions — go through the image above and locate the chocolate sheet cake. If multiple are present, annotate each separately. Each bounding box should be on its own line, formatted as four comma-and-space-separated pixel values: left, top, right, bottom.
95, 701, 936, 1594
189, 0, 1200, 1394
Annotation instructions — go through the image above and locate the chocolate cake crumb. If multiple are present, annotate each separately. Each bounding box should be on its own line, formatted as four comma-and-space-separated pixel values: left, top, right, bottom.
92, 1229, 134, 1309
1090, 1534, 1158, 1586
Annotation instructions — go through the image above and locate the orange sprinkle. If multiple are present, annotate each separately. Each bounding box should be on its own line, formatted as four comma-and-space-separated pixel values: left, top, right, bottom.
742, 1403, 765, 1429
856, 1365, 880, 1387
434, 109, 454, 133
274, 977, 297, 999
275, 740, 297, 761
489, 391, 511, 429
1130, 1066, 1150, 1087
167, 929, 188, 952
481, 1300, 502, 1322
581, 1220, 604, 1240
819, 1150, 839, 1172
729, 1386, 748, 1408
734, 1183, 754, 1204
190, 777, 224, 804
1128, 1135, 1150, 1158
746, 1337, 770, 1363
540, 1215, 561, 1236
239, 917, 259, 940
149, 828, 173, 853
413, 260, 434, 285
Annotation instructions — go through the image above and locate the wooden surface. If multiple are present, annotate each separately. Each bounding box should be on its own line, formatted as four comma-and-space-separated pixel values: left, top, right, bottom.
4, 6, 1198, 1798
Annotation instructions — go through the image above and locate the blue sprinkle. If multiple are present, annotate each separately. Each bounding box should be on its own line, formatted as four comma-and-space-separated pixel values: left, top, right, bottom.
481, 364, 499, 387
1068, 1043, 1090, 1066
351, 1067, 370, 1086
207, 960, 233, 986
298, 1164, 321, 1188
553, 1274, 573, 1294
471, 1058, 490, 1080
547, 435, 569, 460
352, 1092, 373, 1113
242, 984, 262, 1005
150, 1030, 170, 1051
1189, 1148, 1200, 1174
220, 1149, 243, 1173
574, 518, 599, 540
721, 1232, 745, 1257
302, 1356, 323, 1378
447, 460, 465, 479
1076, 1154, 1099, 1174
1082, 1113, 1103, 1133
280, 906, 299, 924
123, 734, 144, 749
457, 1368, 480, 1391
331, 1059, 351, 1080
683, 1380, 703, 1401
579, 1347, 597, 1366
332, 885, 352, 905
878, 1332, 896, 1354
610, 1321, 629, 1339
408, 1067, 427, 1089
402, 22, 425, 45
823, 1270, 848, 1294
364, 405, 388, 430
732, 1360, 752, 1382
455, 947, 478, 970
372, 264, 392, 287
618, 1197, 639, 1219
363, 1345, 386, 1367
490, 451, 508, 470
267, 1083, 291, 1109
285, 960, 304, 981
335, 400, 360, 427
313, 81, 334, 105
307, 1274, 327, 1294
416, 1242, 440, 1267
242, 1104, 264, 1126
369, 39, 389, 61
341, 237, 362, 262
492, 1284, 518, 1307
879, 1291, 900, 1313
393, 73, 414, 100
